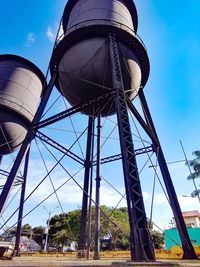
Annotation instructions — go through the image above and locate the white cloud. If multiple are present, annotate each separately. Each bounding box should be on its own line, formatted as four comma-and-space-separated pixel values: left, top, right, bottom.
25, 32, 35, 47
46, 26, 55, 43
154, 193, 168, 206
46, 23, 64, 43
2, 154, 199, 229
178, 195, 199, 211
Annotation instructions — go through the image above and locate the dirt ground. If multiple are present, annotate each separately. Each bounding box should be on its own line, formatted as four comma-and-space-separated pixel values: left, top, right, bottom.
0, 257, 200, 267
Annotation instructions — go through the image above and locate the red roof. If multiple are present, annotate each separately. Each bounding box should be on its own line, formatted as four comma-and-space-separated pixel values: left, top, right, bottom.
182, 210, 200, 218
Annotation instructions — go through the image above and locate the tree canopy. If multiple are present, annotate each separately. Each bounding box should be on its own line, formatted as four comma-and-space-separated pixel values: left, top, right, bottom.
46, 206, 164, 250
1, 206, 164, 251
32, 226, 45, 246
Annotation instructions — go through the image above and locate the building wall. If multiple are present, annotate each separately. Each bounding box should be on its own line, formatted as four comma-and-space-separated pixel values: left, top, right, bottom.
173, 215, 200, 228
195, 217, 200, 228
164, 228, 200, 250
184, 217, 195, 227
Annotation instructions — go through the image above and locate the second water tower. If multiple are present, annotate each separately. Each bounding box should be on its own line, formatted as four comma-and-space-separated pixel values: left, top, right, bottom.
0, 55, 45, 155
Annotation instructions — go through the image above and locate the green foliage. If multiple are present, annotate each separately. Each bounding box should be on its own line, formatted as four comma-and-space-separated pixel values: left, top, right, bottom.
48, 213, 70, 247
21, 224, 32, 237
46, 206, 130, 250
115, 236, 129, 250
101, 206, 129, 250
78, 205, 130, 250
22, 224, 32, 231
52, 229, 69, 247
32, 226, 45, 246
193, 150, 200, 158
191, 189, 200, 197
186, 150, 200, 180
149, 229, 164, 249
49, 213, 68, 235
32, 226, 44, 235
40, 207, 165, 250
67, 209, 81, 241
185, 150, 200, 197
147, 219, 164, 249
2, 207, 165, 251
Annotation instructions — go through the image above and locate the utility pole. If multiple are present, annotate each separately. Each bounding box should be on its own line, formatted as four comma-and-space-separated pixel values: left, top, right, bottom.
43, 206, 59, 252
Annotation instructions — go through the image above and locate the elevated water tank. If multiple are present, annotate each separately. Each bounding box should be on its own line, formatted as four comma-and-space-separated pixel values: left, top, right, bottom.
0, 54, 46, 155
50, 0, 149, 116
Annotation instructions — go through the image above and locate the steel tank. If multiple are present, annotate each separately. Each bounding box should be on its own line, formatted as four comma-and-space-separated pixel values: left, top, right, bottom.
50, 0, 149, 116
0, 54, 45, 155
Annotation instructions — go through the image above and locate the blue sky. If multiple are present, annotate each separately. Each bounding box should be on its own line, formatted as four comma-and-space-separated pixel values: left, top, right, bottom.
0, 0, 200, 232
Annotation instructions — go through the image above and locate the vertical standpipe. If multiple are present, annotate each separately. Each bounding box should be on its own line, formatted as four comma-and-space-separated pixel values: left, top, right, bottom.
0, 55, 46, 155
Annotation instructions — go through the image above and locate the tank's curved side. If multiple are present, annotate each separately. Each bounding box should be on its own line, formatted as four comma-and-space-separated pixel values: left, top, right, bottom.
57, 37, 142, 116
0, 54, 46, 155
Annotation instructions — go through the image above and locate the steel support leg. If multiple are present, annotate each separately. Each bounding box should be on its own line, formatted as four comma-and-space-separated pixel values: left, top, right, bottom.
93, 115, 102, 260
0, 72, 57, 215
79, 116, 94, 252
109, 34, 155, 262
14, 148, 30, 256
86, 125, 95, 260
138, 90, 198, 260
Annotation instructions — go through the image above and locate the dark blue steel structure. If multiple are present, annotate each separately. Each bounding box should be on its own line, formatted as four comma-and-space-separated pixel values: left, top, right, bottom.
0, 0, 198, 262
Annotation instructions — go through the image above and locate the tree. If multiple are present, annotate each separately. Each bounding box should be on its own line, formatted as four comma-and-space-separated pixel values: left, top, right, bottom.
49, 213, 68, 235
52, 229, 69, 249
149, 229, 164, 249
39, 206, 165, 251
98, 206, 130, 250
186, 150, 200, 197
48, 213, 71, 248
47, 207, 130, 250
67, 209, 81, 241
21, 224, 32, 237
32, 226, 45, 247
147, 220, 164, 249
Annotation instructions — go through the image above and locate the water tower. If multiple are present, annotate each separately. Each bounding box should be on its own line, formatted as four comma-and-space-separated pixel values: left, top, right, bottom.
0, 0, 198, 262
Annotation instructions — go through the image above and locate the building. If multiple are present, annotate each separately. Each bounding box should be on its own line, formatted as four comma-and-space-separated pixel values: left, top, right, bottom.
164, 210, 200, 249
171, 210, 200, 228
181, 210, 200, 228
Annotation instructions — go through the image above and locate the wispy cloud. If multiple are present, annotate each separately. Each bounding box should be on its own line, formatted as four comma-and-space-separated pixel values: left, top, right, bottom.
25, 32, 36, 47
46, 26, 55, 42
46, 23, 64, 43
2, 154, 199, 229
